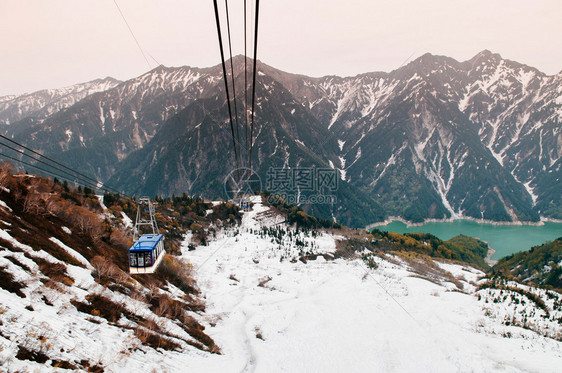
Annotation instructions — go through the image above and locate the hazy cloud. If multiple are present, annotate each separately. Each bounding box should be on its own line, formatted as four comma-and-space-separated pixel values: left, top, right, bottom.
1, 0, 560, 95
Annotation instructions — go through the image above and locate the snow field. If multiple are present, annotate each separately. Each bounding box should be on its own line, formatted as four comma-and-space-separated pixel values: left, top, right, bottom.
180, 196, 562, 372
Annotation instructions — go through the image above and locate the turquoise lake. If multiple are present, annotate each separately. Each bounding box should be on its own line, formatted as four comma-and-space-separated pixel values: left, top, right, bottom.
372, 220, 562, 260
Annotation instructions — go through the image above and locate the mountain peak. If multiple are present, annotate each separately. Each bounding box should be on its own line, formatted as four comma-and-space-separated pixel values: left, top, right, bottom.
468, 49, 502, 65
476, 49, 493, 57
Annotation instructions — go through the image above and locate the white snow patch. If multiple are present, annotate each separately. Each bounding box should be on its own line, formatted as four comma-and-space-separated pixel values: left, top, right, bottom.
518, 69, 535, 92
338, 155, 346, 169
524, 181, 538, 206
337, 139, 345, 151
99, 103, 105, 125
121, 212, 133, 229
0, 200, 12, 212
49, 237, 93, 270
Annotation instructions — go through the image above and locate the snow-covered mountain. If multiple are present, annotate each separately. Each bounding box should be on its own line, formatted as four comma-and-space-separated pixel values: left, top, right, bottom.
3, 65, 224, 181
0, 77, 120, 127
260, 51, 562, 221
1, 52, 560, 224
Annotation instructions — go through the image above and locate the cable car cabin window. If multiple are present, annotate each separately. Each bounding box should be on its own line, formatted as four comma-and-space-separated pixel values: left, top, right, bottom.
145, 252, 152, 266
130, 253, 137, 267
129, 252, 154, 268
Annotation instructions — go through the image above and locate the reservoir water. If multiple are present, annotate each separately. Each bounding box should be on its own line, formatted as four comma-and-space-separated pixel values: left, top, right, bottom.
372, 220, 562, 260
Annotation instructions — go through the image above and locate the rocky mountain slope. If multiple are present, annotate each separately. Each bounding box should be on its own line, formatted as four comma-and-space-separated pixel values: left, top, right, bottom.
261, 51, 560, 222
3, 65, 221, 181
1, 51, 560, 225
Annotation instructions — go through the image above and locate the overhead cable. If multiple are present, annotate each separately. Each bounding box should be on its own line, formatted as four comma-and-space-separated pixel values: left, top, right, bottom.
0, 152, 113, 194
213, 0, 241, 178
0, 134, 120, 194
224, 0, 243, 167
249, 0, 260, 171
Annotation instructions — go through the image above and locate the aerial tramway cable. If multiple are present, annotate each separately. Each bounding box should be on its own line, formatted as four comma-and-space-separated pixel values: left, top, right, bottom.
0, 141, 106, 192
244, 0, 249, 167
224, 0, 243, 168
0, 151, 113, 194
0, 134, 120, 194
113, 0, 151, 70
248, 0, 260, 172
213, 0, 241, 179
213, 0, 259, 177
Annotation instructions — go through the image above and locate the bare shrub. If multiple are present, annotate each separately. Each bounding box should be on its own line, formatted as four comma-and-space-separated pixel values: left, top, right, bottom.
71, 294, 125, 323
0, 162, 13, 187
23, 192, 46, 215
129, 290, 148, 313
36, 260, 74, 286
110, 229, 131, 250
155, 296, 172, 317
41, 279, 65, 293
156, 255, 198, 296
91, 255, 129, 285
20, 177, 54, 215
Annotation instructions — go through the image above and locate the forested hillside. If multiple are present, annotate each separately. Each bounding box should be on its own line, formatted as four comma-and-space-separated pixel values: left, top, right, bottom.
494, 238, 562, 289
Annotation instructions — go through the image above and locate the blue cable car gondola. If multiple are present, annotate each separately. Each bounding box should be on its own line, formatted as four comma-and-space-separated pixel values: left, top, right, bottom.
129, 198, 165, 274
129, 234, 164, 274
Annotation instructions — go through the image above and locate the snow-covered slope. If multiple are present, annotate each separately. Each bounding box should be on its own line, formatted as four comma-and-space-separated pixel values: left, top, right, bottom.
0, 178, 219, 372
0, 228, 215, 371
179, 196, 562, 372
1, 186, 561, 372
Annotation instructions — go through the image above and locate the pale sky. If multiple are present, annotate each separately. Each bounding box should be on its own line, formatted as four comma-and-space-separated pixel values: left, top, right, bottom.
1, 0, 561, 96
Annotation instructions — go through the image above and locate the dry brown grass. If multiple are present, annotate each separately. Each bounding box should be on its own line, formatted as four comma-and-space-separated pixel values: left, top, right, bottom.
134, 319, 180, 351
154, 254, 199, 296
35, 259, 75, 286
394, 251, 464, 290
